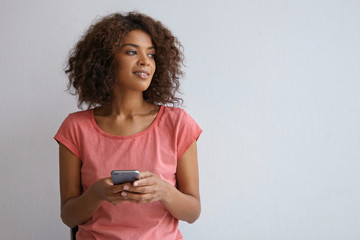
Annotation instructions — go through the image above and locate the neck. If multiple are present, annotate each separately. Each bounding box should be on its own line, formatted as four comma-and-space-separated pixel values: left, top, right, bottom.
101, 91, 151, 117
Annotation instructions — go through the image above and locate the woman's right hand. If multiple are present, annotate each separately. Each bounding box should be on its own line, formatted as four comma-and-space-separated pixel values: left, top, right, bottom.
92, 177, 129, 205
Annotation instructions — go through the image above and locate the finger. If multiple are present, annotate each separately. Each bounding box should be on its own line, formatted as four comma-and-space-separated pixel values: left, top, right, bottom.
103, 177, 114, 185
121, 191, 155, 203
111, 183, 132, 193
107, 192, 128, 203
139, 171, 153, 179
133, 177, 153, 187
111, 199, 124, 206
126, 198, 153, 204
125, 185, 151, 194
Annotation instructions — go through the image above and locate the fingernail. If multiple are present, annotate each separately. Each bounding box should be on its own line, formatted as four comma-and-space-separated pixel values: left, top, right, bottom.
133, 182, 138, 187
123, 185, 129, 190
121, 192, 127, 197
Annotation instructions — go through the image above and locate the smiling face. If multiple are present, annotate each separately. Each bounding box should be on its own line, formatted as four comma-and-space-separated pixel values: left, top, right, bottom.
113, 30, 156, 94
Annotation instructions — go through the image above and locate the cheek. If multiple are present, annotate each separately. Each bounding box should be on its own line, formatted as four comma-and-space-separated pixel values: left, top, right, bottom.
117, 62, 132, 74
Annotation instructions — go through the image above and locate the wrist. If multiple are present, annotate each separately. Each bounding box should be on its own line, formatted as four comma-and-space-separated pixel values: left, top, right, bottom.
160, 182, 175, 204
88, 183, 105, 204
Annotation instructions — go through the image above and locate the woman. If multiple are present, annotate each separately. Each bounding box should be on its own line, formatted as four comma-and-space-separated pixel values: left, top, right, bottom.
54, 12, 202, 239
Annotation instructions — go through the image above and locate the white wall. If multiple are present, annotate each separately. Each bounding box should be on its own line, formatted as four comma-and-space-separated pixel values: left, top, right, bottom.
1, 0, 359, 239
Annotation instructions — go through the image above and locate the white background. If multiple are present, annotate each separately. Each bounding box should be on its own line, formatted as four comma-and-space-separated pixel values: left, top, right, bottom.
1, 0, 360, 239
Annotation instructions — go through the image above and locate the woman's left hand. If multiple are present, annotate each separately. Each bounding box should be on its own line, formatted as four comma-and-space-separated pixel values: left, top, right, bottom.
120, 171, 172, 204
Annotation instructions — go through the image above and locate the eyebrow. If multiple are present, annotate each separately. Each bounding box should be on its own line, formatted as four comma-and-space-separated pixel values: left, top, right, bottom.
122, 43, 155, 50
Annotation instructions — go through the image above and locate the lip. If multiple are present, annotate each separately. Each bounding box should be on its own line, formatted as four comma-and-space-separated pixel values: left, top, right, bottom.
133, 69, 151, 80
133, 69, 151, 75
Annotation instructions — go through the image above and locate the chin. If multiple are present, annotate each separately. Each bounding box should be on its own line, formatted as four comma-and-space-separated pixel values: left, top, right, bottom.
134, 83, 152, 92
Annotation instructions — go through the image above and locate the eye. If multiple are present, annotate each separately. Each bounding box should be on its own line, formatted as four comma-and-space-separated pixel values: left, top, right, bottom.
126, 50, 136, 55
148, 53, 155, 58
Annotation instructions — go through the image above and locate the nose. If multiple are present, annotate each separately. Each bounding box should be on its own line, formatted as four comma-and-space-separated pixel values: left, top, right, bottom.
137, 53, 150, 66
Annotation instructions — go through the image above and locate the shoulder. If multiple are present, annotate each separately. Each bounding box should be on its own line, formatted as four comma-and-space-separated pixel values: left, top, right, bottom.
160, 106, 202, 158
160, 106, 188, 123
160, 106, 200, 128
67, 109, 91, 119
58, 109, 92, 131
65, 109, 92, 123
162, 105, 192, 118
55, 110, 92, 159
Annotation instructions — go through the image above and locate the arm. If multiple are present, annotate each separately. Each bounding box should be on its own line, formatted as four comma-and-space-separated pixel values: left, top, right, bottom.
121, 140, 201, 223
59, 143, 127, 228
162, 140, 201, 223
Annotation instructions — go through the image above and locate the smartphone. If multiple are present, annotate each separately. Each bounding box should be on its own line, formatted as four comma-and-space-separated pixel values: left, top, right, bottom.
111, 170, 140, 185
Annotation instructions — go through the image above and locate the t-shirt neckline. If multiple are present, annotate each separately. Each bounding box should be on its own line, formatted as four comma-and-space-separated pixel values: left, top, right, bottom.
89, 105, 164, 139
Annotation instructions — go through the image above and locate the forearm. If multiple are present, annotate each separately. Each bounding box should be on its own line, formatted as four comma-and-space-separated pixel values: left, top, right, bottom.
61, 185, 104, 228
160, 184, 201, 224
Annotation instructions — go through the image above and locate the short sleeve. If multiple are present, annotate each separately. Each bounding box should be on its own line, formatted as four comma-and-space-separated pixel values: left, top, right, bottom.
176, 110, 202, 160
54, 114, 81, 159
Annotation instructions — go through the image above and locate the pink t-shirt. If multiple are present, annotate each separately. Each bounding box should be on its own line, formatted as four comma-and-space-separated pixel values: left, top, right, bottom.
54, 105, 202, 240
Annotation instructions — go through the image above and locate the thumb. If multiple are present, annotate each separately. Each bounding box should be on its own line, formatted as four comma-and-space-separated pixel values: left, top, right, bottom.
103, 177, 114, 185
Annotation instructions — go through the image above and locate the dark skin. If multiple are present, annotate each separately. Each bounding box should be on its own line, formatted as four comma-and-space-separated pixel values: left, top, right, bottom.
59, 30, 201, 228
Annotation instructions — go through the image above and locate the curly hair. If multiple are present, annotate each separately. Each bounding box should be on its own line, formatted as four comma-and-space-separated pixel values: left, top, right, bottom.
65, 12, 184, 109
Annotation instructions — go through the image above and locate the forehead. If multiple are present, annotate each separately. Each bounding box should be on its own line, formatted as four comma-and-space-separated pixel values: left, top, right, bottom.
122, 30, 153, 46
